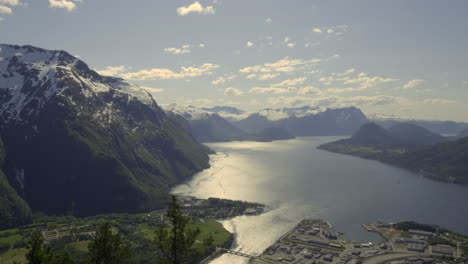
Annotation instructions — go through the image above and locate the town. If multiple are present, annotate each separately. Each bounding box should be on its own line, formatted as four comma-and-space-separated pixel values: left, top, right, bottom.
249, 219, 466, 264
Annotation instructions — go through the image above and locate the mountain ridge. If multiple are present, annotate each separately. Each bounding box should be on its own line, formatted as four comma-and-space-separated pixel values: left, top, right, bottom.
0, 44, 211, 225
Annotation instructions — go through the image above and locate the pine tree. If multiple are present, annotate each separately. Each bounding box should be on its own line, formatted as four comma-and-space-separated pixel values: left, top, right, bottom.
25, 231, 53, 264
87, 222, 131, 264
153, 195, 200, 264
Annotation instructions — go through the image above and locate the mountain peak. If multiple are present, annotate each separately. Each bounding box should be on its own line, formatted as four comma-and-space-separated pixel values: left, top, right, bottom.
0, 44, 157, 127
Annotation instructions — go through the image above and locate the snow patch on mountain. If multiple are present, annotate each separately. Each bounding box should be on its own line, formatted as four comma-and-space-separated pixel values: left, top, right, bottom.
163, 104, 213, 120
0, 44, 158, 126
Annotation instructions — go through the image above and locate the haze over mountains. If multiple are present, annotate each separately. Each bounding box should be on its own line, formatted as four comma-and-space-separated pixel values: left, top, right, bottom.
164, 105, 370, 142
0, 44, 211, 228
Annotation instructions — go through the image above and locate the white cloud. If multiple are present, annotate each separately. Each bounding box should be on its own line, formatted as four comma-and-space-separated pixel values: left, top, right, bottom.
265, 18, 272, 24
423, 99, 456, 104
258, 73, 279, 80
177, 1, 215, 16
240, 57, 321, 76
212, 77, 226, 85
98, 64, 219, 81
0, 0, 22, 6
224, 87, 244, 96
164, 44, 191, 55
272, 77, 306, 88
246, 41, 254, 47
312, 28, 322, 33
141, 86, 164, 93
403, 79, 424, 89
0, 5, 12, 14
248, 87, 289, 94
338, 68, 355, 76
49, 0, 79, 11
344, 72, 399, 90
269, 95, 405, 108
96, 66, 129, 77
297, 86, 321, 95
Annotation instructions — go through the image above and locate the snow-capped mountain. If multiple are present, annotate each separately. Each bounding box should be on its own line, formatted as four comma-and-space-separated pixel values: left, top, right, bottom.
163, 103, 248, 142
0, 44, 211, 223
234, 106, 369, 136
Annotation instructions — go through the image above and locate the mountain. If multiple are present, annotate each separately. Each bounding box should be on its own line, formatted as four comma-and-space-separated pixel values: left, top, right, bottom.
163, 104, 248, 142
321, 122, 446, 149
164, 104, 295, 142
0, 137, 32, 229
374, 119, 468, 135
201, 106, 248, 122
348, 122, 400, 147
235, 106, 368, 136
0, 44, 211, 223
319, 122, 466, 183
458, 129, 468, 139
388, 123, 446, 146
389, 136, 468, 183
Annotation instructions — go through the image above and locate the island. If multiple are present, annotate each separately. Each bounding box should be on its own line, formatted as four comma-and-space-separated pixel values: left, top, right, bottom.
246, 219, 467, 264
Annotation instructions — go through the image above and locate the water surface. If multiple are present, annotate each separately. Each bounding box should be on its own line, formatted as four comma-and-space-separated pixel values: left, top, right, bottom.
172, 137, 468, 264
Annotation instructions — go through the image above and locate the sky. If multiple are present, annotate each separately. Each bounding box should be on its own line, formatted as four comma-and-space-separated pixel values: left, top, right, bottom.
1, 0, 468, 121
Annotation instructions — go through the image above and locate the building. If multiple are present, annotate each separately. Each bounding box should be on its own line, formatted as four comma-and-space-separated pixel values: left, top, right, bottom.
431, 244, 454, 256
408, 244, 425, 253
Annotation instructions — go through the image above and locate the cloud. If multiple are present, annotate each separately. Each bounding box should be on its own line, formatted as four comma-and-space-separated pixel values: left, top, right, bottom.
240, 57, 321, 76
224, 87, 244, 96
344, 72, 399, 90
96, 66, 129, 77
297, 86, 321, 95
258, 73, 279, 80
141, 86, 164, 93
272, 77, 307, 88
312, 28, 322, 33
164, 44, 191, 55
338, 68, 355, 76
403, 79, 424, 89
0, 5, 12, 14
212, 77, 226, 85
269, 95, 405, 108
0, 0, 24, 6
98, 64, 219, 81
423, 99, 456, 104
177, 1, 215, 16
265, 18, 272, 24
49, 0, 80, 11
246, 41, 254, 47
248, 87, 289, 94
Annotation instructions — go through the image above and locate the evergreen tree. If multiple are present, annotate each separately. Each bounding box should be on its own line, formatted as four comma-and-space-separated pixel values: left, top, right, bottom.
25, 231, 53, 264
153, 195, 200, 264
87, 222, 131, 264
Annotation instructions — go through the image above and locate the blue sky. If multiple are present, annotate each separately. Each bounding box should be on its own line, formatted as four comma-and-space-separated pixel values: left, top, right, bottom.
1, 0, 467, 121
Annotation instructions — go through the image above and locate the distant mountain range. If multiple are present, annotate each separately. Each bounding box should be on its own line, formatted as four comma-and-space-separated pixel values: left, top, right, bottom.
319, 122, 468, 183
163, 104, 294, 142
0, 44, 211, 229
374, 119, 468, 135
165, 105, 369, 142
